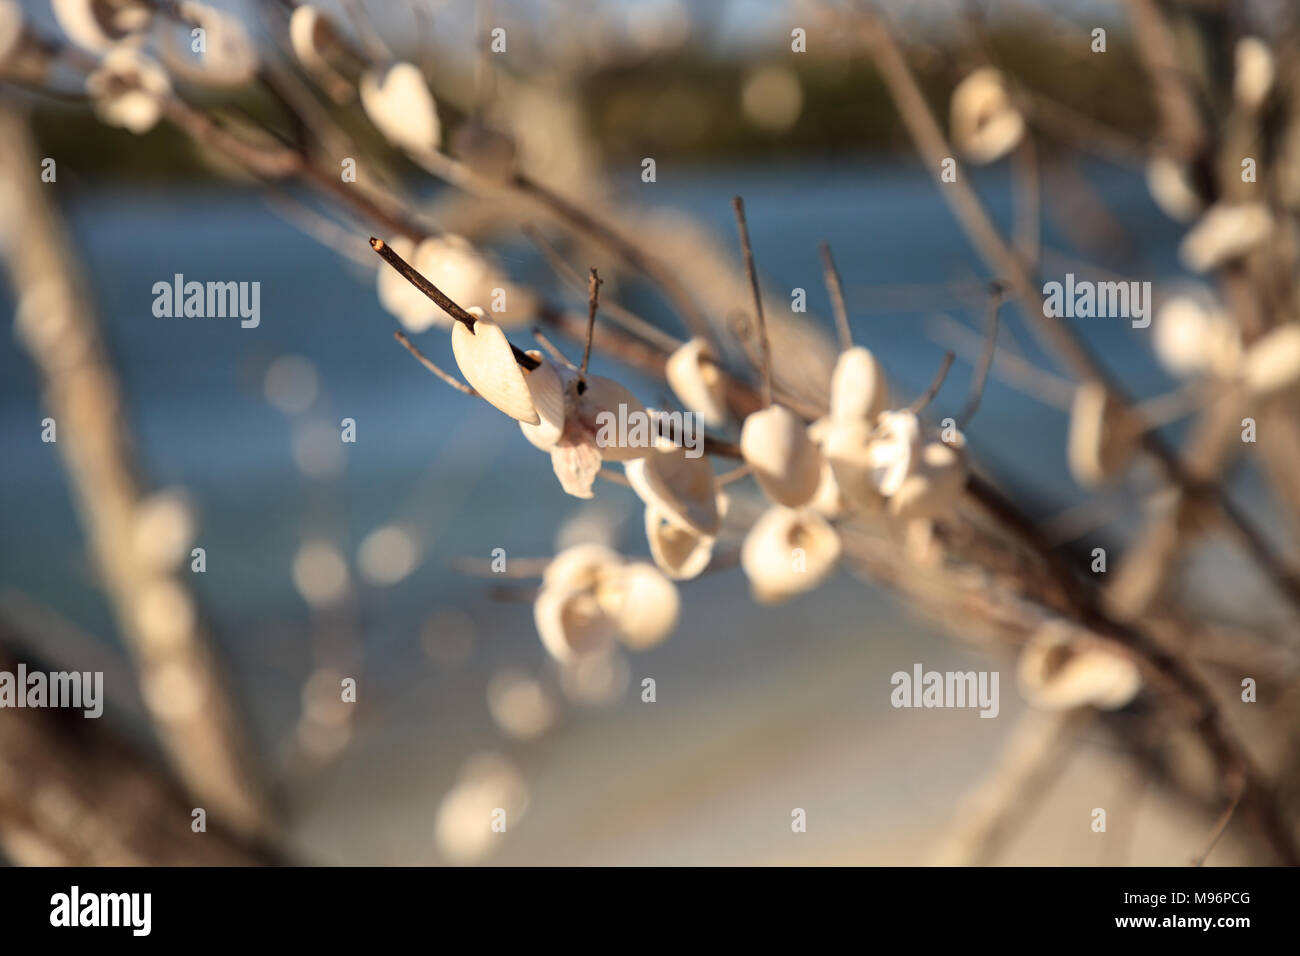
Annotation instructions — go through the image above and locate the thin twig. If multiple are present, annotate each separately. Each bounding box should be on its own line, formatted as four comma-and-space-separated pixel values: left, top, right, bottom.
370, 237, 475, 327
582, 267, 602, 375
449, 556, 553, 579
957, 283, 1005, 427
521, 223, 682, 352
731, 196, 772, 406
716, 463, 752, 486
370, 237, 539, 370
819, 241, 853, 351
1191, 773, 1246, 866
532, 329, 576, 370
393, 332, 476, 396
908, 351, 955, 414
597, 467, 631, 487
927, 314, 1073, 410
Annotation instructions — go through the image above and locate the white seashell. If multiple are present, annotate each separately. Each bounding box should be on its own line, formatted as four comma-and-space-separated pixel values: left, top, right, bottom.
360, 61, 440, 154
579, 375, 649, 462
865, 409, 922, 497
85, 44, 171, 134
548, 429, 602, 499
53, 0, 150, 51
950, 67, 1024, 164
450, 314, 539, 424
543, 543, 620, 592
533, 586, 618, 662
169, 2, 257, 87
1234, 37, 1274, 111
289, 5, 339, 73
1067, 382, 1136, 486
741, 506, 841, 604
1154, 294, 1241, 379
888, 440, 968, 520
808, 458, 848, 519
596, 561, 679, 651
820, 417, 885, 513
1242, 324, 1300, 396
1017, 624, 1141, 710
644, 505, 716, 580
740, 404, 822, 507
1180, 202, 1273, 272
665, 337, 728, 427
518, 352, 570, 451
1145, 155, 1202, 223
830, 346, 888, 422
624, 440, 720, 535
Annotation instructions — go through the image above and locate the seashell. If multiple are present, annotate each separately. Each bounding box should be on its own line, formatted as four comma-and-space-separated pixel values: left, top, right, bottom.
820, 416, 885, 513
85, 44, 171, 134
1154, 294, 1241, 379
644, 504, 717, 580
1234, 37, 1274, 111
596, 561, 679, 651
740, 404, 822, 507
740, 506, 841, 604
1017, 623, 1141, 710
665, 337, 728, 427
53, 0, 150, 51
166, 2, 257, 87
289, 5, 341, 73
533, 586, 617, 662
1067, 382, 1136, 486
579, 375, 649, 462
888, 439, 968, 520
450, 313, 539, 424
865, 409, 922, 497
1145, 155, 1202, 223
830, 346, 888, 422
950, 67, 1024, 164
548, 421, 602, 499
518, 352, 570, 451
1179, 202, 1273, 272
1242, 324, 1300, 396
624, 440, 719, 535
543, 543, 620, 592
360, 61, 440, 154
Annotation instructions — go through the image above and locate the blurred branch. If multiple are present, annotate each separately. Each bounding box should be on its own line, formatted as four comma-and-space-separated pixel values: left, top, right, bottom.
0, 102, 275, 841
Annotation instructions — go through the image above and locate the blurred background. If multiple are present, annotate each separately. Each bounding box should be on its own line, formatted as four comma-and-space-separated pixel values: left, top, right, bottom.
1, 0, 1295, 865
